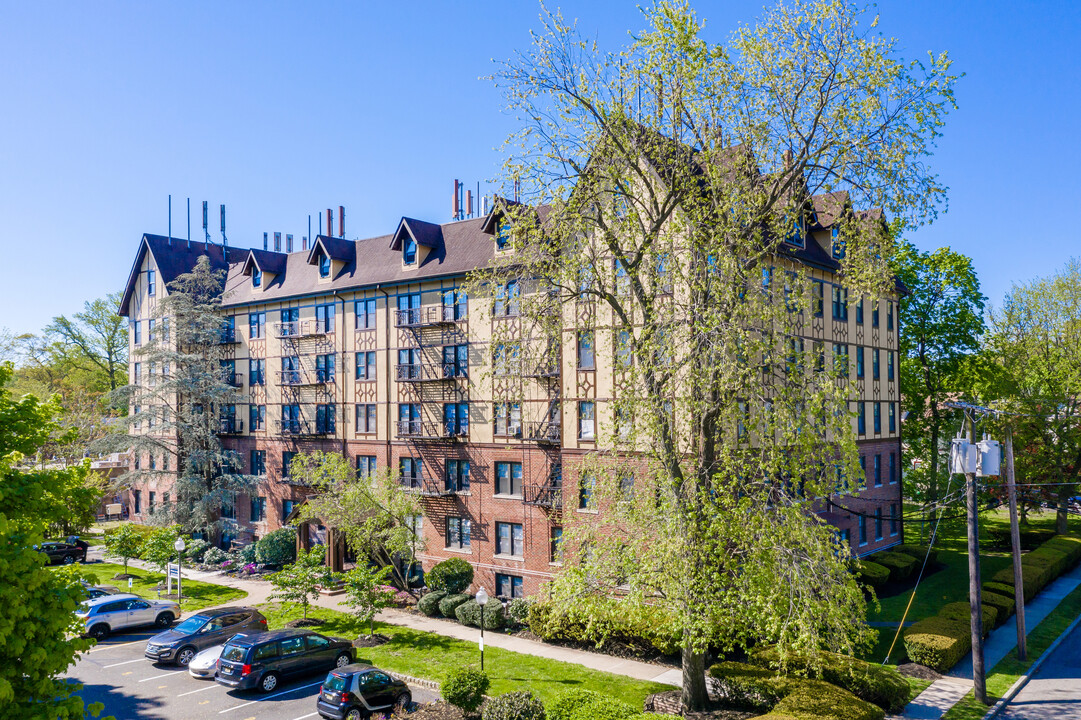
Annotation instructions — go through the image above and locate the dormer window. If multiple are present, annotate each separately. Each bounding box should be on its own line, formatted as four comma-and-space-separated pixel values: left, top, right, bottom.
785, 217, 804, 247
496, 219, 512, 250
831, 227, 846, 259
403, 235, 417, 265
318, 253, 331, 278
252, 268, 262, 288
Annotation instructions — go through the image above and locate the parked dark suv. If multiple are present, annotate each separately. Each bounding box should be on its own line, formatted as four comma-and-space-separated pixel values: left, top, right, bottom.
316, 664, 411, 719
145, 606, 268, 666
215, 629, 354, 693
38, 538, 88, 565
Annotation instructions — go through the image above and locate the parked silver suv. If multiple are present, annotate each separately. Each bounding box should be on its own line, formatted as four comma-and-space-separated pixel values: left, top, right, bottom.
77, 593, 180, 640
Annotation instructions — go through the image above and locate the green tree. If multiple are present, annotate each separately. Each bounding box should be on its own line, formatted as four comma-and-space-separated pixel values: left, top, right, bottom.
0, 363, 106, 719
46, 291, 129, 392
893, 240, 986, 529
340, 563, 395, 637
481, 0, 957, 708
989, 259, 1081, 533
140, 525, 181, 578
105, 523, 146, 577
270, 545, 335, 619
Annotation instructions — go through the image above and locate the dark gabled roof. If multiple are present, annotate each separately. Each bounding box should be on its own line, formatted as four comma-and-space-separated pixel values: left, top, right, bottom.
810, 191, 849, 229
390, 217, 443, 251
307, 235, 356, 265
119, 235, 232, 316
241, 248, 287, 276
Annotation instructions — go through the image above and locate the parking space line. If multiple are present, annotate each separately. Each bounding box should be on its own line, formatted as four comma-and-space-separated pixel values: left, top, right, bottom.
218, 680, 324, 713
138, 670, 184, 682
102, 658, 145, 669
87, 639, 147, 653
178, 684, 220, 697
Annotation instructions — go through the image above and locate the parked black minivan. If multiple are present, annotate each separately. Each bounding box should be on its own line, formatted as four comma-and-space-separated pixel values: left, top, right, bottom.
145, 606, 268, 666
215, 629, 354, 693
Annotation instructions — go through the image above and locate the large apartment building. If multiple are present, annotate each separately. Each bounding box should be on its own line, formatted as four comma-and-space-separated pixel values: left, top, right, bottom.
119, 194, 904, 598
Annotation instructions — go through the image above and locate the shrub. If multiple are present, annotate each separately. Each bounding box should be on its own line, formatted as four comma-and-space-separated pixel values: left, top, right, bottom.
507, 598, 532, 627
903, 615, 970, 672
749, 648, 910, 713
992, 563, 1046, 602
185, 538, 210, 562
546, 689, 636, 720
203, 546, 227, 564
984, 581, 1017, 598
981, 592, 1015, 626
238, 543, 258, 564
547, 689, 605, 720
254, 527, 296, 566
938, 602, 996, 635
988, 526, 1055, 549
893, 544, 938, 567
442, 667, 489, 715
872, 552, 918, 582
853, 560, 890, 589
771, 679, 884, 720
707, 662, 792, 712
418, 590, 447, 617
1044, 535, 1081, 567
568, 702, 637, 720
482, 691, 546, 720
440, 593, 472, 618
456, 599, 505, 630
427, 557, 474, 594
527, 598, 680, 655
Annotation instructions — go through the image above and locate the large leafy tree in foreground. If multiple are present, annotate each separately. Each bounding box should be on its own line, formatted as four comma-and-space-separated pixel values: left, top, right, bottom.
0, 363, 106, 719
480, 0, 957, 708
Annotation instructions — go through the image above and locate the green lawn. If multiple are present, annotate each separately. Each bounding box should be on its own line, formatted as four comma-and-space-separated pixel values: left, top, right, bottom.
257, 602, 672, 707
72, 563, 247, 613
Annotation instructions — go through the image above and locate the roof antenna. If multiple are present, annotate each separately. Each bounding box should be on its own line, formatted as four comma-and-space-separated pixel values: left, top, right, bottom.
168, 194, 172, 246
308, 214, 311, 246
264, 232, 268, 251
186, 198, 191, 249
202, 201, 211, 246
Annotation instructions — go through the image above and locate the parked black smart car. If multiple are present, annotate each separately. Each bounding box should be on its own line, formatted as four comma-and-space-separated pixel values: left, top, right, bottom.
316, 664, 411, 719
215, 629, 354, 693
145, 606, 268, 666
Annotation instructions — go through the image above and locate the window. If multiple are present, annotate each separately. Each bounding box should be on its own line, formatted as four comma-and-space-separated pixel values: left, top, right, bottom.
355, 298, 377, 330
314, 354, 334, 383
281, 403, 301, 433
577, 330, 595, 370
889, 452, 897, 485
443, 402, 469, 437
248, 405, 265, 433
494, 403, 521, 438
398, 403, 421, 435
282, 451, 296, 478
872, 349, 880, 380
443, 344, 468, 378
220, 359, 236, 386
249, 312, 266, 339
857, 402, 866, 435
406, 514, 424, 543
281, 355, 299, 385
737, 401, 749, 439
614, 259, 630, 296
859, 455, 866, 482
446, 517, 471, 549
874, 507, 883, 541
162, 318, 170, 342
220, 493, 235, 519
578, 401, 595, 440
397, 293, 420, 325
856, 347, 865, 379
132, 405, 141, 430
616, 328, 633, 368
761, 266, 773, 292
579, 474, 595, 509
873, 402, 882, 434
496, 573, 524, 599
133, 490, 141, 514
495, 522, 524, 557
550, 527, 563, 563
833, 344, 849, 379
442, 289, 467, 321
252, 268, 262, 287
133, 362, 141, 385
249, 358, 265, 386
890, 504, 899, 535
872, 301, 880, 328
812, 282, 824, 318
315, 303, 335, 333
355, 351, 376, 380
493, 343, 519, 376
493, 280, 520, 317
149, 491, 156, 511
888, 351, 895, 382
132, 320, 141, 345
495, 462, 522, 496
619, 473, 635, 501
318, 253, 331, 278
282, 500, 295, 520
356, 455, 377, 480
831, 227, 845, 259
888, 402, 897, 433
316, 404, 336, 434
403, 234, 417, 264
832, 285, 848, 321
785, 216, 804, 247
813, 340, 826, 372
887, 301, 894, 331
149, 455, 156, 470
858, 514, 867, 546
250, 450, 266, 476
147, 269, 156, 296
400, 458, 423, 488
148, 319, 156, 343
355, 404, 377, 434
656, 254, 672, 294
874, 454, 882, 487
496, 219, 512, 250
446, 459, 470, 492
855, 298, 864, 324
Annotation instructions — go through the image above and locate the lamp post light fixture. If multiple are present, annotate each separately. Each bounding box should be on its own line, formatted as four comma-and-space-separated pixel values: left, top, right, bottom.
173, 537, 186, 605
475, 586, 489, 671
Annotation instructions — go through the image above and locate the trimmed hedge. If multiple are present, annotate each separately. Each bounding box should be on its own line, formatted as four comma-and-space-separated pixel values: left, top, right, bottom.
427, 557, 474, 594
455, 599, 505, 630
482, 691, 547, 720
546, 690, 636, 720
903, 615, 970, 672
708, 662, 795, 712
527, 598, 680, 655
709, 662, 884, 720
418, 590, 447, 617
938, 602, 996, 635
749, 648, 910, 713
770, 679, 884, 720
981, 591, 1015, 626
439, 592, 472, 618
893, 544, 938, 567
853, 559, 890, 589
987, 526, 1055, 549
872, 552, 919, 582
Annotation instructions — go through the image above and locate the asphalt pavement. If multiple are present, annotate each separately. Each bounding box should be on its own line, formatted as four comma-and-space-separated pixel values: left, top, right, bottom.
68, 625, 438, 720
1000, 617, 1081, 720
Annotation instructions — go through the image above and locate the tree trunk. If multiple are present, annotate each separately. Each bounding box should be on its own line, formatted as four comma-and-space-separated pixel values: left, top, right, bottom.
1057, 483, 1071, 535
680, 640, 708, 711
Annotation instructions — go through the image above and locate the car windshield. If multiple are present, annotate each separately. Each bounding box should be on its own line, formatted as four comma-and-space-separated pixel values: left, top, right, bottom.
324, 674, 348, 692
220, 645, 248, 663
172, 615, 210, 634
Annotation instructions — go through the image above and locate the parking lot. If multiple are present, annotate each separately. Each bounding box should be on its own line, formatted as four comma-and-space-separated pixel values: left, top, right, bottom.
68, 627, 438, 720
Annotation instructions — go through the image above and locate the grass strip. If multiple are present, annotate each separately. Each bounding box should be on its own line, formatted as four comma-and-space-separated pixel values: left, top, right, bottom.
69, 562, 247, 612
257, 601, 672, 707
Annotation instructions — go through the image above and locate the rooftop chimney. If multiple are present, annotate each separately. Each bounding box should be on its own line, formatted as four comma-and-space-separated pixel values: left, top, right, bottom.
302, 236, 308, 251
466, 190, 473, 218
327, 208, 333, 238
339, 206, 345, 238
274, 232, 282, 252
452, 180, 460, 220
286, 234, 293, 253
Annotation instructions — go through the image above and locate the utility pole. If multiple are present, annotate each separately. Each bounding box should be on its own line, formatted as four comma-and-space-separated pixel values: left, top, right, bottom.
1005, 428, 1027, 660
966, 411, 987, 704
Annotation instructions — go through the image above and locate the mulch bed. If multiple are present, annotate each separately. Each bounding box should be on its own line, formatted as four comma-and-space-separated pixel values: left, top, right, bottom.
285, 618, 325, 628
353, 634, 391, 648
110, 573, 136, 581
896, 663, 942, 681
649, 690, 757, 719
405, 702, 464, 720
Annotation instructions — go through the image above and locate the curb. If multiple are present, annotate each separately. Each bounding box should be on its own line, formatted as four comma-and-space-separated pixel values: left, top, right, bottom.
388, 671, 440, 691
982, 611, 1081, 719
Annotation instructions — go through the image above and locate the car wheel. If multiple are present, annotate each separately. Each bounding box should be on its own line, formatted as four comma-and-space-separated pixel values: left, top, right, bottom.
345, 709, 364, 720
62, 555, 75, 565
176, 646, 196, 666
335, 652, 351, 668
259, 672, 280, 693
395, 692, 411, 712
155, 612, 174, 628
88, 624, 109, 640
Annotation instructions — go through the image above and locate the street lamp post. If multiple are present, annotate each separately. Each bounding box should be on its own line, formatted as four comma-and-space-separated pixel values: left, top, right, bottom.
174, 537, 186, 605
475, 587, 489, 671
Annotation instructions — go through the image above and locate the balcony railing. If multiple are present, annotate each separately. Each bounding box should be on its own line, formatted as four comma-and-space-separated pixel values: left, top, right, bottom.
526, 420, 561, 444
394, 363, 461, 382
278, 370, 334, 386
523, 360, 560, 378
274, 320, 331, 338
278, 419, 334, 436
400, 475, 459, 497
394, 306, 460, 328
221, 371, 243, 388
218, 418, 244, 435
524, 480, 564, 510
218, 328, 238, 344
396, 420, 467, 440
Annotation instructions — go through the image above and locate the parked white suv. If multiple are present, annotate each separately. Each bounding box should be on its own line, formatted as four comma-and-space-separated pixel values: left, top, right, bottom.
77, 593, 180, 640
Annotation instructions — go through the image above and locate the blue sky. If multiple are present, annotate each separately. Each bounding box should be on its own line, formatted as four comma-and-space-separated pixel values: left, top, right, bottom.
1, 1, 1078, 335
